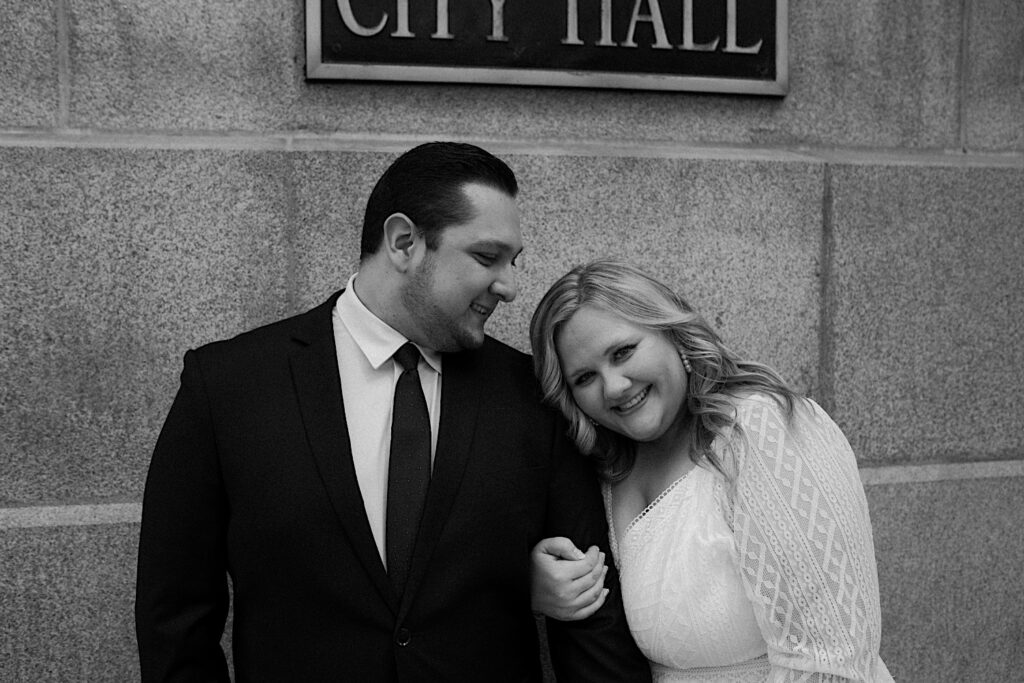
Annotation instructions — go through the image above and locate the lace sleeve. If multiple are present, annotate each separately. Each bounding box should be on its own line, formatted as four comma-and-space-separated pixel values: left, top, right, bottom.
725, 395, 892, 682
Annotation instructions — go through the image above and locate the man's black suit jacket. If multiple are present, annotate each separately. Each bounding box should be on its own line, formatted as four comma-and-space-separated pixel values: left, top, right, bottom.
135, 291, 650, 682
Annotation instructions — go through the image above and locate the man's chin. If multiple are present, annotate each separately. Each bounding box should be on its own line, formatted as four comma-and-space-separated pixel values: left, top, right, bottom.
428, 327, 485, 353
453, 326, 486, 351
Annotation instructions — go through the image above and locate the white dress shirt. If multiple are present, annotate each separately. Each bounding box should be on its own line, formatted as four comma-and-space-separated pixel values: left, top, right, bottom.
332, 274, 442, 566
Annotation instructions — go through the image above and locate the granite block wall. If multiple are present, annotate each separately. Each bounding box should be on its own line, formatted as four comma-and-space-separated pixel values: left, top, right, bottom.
1, 1, 1022, 681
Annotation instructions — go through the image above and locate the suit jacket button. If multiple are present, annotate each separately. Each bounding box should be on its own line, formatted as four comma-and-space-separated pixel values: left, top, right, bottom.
396, 628, 412, 646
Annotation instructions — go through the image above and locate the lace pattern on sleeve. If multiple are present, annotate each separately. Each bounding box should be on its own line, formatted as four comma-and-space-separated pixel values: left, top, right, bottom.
724, 395, 892, 682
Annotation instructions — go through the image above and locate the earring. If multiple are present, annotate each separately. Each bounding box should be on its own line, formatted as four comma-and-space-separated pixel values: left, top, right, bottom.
679, 350, 693, 373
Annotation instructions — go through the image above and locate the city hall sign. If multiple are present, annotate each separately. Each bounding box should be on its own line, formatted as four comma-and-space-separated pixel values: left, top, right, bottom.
306, 0, 787, 95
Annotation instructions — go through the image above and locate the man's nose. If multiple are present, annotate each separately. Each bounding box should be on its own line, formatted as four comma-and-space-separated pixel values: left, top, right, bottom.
490, 263, 518, 302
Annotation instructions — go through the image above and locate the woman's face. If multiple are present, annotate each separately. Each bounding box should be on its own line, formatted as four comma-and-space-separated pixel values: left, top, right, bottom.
555, 305, 689, 447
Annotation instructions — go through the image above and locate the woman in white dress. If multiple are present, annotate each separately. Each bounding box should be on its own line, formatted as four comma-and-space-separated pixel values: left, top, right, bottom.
529, 259, 894, 682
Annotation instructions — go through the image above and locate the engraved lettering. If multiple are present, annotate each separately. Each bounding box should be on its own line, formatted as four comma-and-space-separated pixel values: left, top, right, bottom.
432, 0, 454, 39
679, 0, 719, 51
598, 0, 616, 47
488, 0, 509, 42
562, 0, 583, 46
623, 0, 672, 49
391, 0, 413, 37
337, 0, 387, 36
723, 0, 761, 53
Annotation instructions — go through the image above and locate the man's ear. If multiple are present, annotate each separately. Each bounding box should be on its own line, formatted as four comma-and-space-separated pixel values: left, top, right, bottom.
381, 213, 419, 271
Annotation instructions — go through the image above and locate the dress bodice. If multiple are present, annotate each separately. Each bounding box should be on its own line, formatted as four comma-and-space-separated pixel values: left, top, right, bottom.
603, 393, 894, 683
605, 466, 770, 682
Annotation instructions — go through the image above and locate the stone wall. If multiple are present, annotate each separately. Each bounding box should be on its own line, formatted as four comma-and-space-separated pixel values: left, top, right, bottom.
1, 1, 1022, 680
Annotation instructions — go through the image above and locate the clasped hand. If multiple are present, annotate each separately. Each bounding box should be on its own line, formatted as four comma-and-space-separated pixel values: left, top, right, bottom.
530, 537, 609, 621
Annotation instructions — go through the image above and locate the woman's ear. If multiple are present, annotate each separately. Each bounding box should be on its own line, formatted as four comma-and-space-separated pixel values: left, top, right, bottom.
381, 213, 418, 271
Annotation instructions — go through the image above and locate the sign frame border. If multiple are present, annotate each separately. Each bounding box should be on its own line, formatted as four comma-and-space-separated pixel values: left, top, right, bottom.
305, 1, 789, 96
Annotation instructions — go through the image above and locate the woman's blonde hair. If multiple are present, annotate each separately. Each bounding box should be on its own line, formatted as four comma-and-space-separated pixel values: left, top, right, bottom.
530, 259, 799, 481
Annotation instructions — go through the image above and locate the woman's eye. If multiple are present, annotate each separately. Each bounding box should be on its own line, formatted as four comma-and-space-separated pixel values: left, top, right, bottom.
573, 372, 594, 387
612, 344, 636, 361
474, 253, 496, 265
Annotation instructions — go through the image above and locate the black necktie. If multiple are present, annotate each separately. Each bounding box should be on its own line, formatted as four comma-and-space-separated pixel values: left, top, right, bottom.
386, 342, 431, 596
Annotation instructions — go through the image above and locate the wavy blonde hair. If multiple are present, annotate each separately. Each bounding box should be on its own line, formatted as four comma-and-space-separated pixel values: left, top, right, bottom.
530, 259, 800, 481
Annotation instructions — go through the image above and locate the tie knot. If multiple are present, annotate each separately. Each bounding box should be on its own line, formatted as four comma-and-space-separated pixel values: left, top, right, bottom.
394, 343, 421, 372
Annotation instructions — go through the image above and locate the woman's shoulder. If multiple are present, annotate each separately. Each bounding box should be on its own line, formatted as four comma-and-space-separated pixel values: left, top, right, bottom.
715, 390, 822, 463
723, 390, 851, 460
724, 389, 798, 426
711, 391, 783, 474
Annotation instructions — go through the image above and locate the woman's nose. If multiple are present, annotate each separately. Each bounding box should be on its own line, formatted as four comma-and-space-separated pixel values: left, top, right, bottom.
602, 371, 631, 401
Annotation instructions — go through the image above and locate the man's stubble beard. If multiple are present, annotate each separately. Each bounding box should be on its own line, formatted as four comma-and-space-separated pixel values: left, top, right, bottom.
401, 254, 484, 353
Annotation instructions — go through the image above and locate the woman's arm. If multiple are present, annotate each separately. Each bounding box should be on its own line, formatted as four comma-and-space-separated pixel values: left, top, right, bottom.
727, 395, 892, 682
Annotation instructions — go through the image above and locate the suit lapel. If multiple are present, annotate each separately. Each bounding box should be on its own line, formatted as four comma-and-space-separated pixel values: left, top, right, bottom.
290, 292, 399, 613
399, 348, 483, 614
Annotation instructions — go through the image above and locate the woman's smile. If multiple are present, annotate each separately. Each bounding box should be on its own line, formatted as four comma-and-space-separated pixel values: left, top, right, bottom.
614, 386, 650, 413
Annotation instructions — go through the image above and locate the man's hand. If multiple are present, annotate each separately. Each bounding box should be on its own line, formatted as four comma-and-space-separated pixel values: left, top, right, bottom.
531, 537, 609, 621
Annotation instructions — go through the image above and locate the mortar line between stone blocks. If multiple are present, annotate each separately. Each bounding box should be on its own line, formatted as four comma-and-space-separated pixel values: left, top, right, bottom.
283, 152, 300, 314
858, 460, 1024, 486
3, 460, 1023, 529
815, 164, 836, 414
2, 132, 1021, 168
957, 0, 971, 152
56, 0, 71, 128
0, 503, 142, 529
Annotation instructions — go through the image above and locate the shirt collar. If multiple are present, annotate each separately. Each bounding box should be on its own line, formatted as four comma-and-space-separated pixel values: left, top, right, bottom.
336, 273, 442, 374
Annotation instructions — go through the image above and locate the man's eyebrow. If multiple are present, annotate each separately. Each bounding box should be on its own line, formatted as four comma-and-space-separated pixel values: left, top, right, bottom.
470, 239, 523, 256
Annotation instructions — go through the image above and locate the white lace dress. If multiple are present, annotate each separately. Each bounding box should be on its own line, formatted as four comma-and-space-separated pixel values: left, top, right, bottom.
604, 393, 894, 682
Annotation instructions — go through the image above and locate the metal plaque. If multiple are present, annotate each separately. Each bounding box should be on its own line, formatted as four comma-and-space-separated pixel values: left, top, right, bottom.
306, 0, 788, 95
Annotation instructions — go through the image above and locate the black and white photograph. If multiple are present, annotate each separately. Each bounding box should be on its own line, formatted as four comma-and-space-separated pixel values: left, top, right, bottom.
1, 1, 1022, 681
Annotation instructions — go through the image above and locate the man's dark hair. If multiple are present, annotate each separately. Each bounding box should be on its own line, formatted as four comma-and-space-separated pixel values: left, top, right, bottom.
360, 142, 519, 259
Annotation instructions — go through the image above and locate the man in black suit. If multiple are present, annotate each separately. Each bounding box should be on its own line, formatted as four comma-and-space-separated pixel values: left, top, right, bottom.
135, 141, 650, 682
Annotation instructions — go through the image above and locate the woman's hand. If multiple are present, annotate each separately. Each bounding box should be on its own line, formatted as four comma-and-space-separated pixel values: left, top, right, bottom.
530, 537, 609, 621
